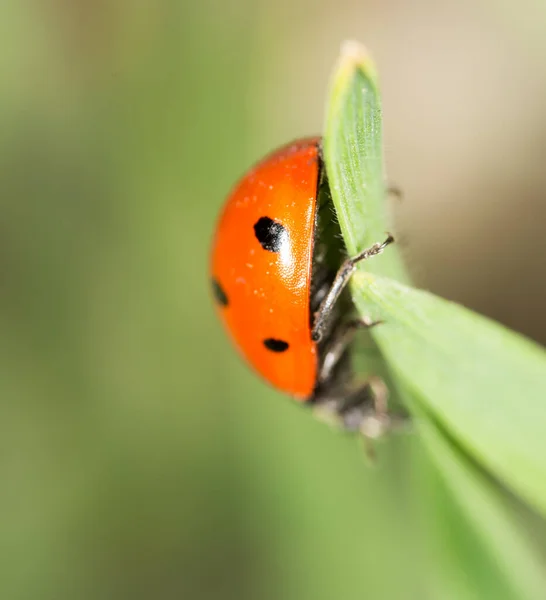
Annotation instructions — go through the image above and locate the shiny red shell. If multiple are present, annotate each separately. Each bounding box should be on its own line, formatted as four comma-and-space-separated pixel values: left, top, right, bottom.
210, 137, 321, 400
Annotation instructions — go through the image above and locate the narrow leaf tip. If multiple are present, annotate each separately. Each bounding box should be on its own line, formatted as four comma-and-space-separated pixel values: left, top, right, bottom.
339, 40, 378, 82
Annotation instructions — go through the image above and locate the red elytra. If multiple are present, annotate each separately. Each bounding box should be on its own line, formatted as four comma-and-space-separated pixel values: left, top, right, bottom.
210, 137, 394, 429
210, 137, 320, 399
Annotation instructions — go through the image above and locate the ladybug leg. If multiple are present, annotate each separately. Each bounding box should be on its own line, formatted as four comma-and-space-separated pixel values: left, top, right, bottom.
318, 318, 382, 384
314, 378, 409, 459
352, 378, 411, 460
311, 234, 394, 342
333, 377, 389, 435
340, 378, 409, 436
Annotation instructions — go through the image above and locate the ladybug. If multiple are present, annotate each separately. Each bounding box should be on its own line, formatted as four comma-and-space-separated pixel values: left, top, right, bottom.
210, 137, 394, 435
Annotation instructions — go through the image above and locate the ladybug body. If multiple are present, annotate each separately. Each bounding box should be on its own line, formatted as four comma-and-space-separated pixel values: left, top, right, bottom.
210, 137, 393, 429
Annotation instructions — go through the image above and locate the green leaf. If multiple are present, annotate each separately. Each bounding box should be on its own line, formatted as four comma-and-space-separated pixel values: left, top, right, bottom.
323, 40, 409, 284
324, 38, 546, 517
322, 40, 410, 415
323, 39, 546, 597
411, 396, 546, 600
356, 272, 546, 516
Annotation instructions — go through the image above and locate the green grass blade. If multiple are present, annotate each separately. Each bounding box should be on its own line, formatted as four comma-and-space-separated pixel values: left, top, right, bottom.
322, 40, 546, 596
355, 272, 546, 516
411, 395, 546, 600
323, 40, 546, 517
323, 40, 409, 284
323, 40, 411, 413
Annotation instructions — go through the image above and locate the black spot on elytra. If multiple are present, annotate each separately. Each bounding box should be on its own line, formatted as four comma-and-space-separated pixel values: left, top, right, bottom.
253, 217, 288, 253
211, 278, 228, 307
263, 338, 289, 353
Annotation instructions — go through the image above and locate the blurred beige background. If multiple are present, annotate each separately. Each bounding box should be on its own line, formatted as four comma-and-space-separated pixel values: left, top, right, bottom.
0, 1, 544, 599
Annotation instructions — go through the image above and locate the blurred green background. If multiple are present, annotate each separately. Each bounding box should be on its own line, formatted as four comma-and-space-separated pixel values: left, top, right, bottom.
1, 1, 545, 599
